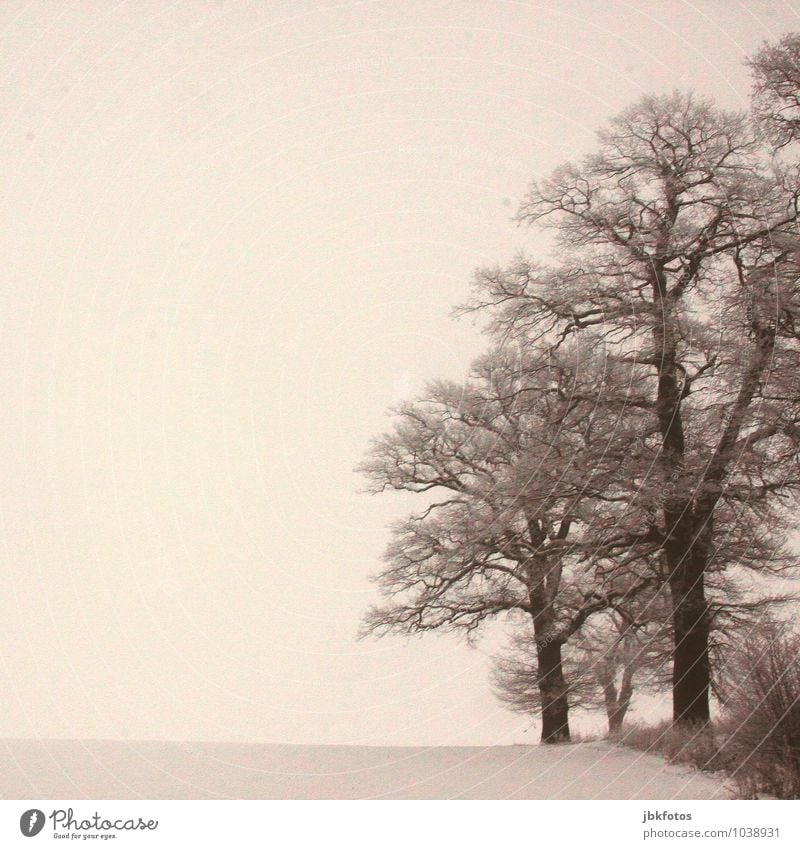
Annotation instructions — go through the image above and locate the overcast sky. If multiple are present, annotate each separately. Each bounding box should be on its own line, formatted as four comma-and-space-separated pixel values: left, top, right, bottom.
2, 0, 799, 746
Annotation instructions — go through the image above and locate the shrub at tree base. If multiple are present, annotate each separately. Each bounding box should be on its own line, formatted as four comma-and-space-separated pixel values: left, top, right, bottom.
616, 720, 728, 774
619, 623, 800, 799
719, 623, 800, 800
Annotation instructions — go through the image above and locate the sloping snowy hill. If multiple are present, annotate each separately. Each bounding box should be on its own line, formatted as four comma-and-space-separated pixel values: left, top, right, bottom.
1, 740, 729, 799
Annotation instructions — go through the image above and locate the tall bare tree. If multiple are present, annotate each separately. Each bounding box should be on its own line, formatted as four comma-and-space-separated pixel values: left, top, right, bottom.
464, 92, 800, 725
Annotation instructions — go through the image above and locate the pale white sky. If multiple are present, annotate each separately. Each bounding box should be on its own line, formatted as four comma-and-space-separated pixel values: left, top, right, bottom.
1, 0, 798, 745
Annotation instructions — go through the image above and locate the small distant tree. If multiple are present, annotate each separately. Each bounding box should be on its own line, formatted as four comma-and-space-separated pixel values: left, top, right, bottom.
493, 606, 670, 735
359, 341, 661, 742
589, 618, 656, 734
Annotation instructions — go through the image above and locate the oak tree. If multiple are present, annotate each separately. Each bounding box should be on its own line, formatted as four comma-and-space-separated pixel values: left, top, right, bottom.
360, 341, 659, 741
466, 92, 800, 724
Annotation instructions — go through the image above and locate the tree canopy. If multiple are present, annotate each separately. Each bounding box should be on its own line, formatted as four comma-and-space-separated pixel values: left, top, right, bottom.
362, 40, 800, 739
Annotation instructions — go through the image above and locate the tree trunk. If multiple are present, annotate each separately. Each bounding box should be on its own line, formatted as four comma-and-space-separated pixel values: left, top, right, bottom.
604, 687, 626, 734
608, 704, 628, 734
600, 667, 620, 733
601, 659, 634, 734
666, 513, 712, 725
650, 294, 709, 726
609, 663, 634, 733
528, 579, 571, 743
536, 636, 571, 743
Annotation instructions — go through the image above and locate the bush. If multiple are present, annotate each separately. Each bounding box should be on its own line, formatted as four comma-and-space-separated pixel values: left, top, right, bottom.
616, 622, 800, 799
718, 622, 800, 799
616, 719, 728, 773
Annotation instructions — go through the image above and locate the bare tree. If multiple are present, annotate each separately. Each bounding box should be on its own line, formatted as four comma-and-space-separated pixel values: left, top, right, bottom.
359, 341, 661, 742
749, 33, 800, 149
590, 618, 651, 734
493, 602, 671, 735
494, 549, 793, 735
464, 92, 800, 725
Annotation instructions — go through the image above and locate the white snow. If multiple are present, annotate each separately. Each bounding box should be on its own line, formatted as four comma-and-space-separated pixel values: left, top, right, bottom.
0, 739, 729, 799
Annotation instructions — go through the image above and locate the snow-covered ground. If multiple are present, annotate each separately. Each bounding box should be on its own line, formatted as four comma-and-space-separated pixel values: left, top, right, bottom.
1, 740, 729, 799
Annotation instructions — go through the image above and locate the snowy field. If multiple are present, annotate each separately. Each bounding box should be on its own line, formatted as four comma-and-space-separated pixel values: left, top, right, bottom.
1, 740, 729, 800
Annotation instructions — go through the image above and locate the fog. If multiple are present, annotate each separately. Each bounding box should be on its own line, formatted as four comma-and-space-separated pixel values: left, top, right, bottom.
1, 0, 796, 745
